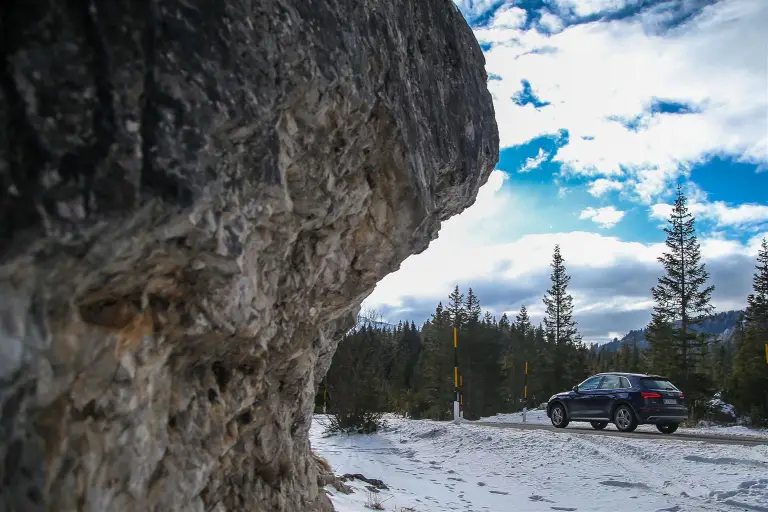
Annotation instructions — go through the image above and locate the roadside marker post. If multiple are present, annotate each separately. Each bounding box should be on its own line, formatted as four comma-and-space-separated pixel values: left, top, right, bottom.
765, 344, 768, 364
522, 361, 529, 423
453, 327, 460, 424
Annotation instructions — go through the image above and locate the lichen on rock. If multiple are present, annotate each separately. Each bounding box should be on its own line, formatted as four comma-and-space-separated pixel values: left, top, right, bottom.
0, 0, 498, 510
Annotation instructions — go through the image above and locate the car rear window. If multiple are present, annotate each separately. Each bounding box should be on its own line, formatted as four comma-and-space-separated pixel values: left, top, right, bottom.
640, 378, 679, 391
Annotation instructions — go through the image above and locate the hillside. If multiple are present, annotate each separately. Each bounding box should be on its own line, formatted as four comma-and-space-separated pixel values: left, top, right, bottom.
600, 310, 743, 352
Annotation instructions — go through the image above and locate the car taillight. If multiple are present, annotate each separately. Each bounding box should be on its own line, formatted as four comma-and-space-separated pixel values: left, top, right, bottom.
641, 392, 661, 399
679, 393, 685, 399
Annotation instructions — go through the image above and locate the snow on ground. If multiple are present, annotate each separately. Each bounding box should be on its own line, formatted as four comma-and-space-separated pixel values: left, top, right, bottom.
480, 410, 768, 439
311, 415, 768, 512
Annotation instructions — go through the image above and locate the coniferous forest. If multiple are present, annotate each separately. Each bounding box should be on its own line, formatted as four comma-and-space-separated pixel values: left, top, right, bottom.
320, 187, 768, 429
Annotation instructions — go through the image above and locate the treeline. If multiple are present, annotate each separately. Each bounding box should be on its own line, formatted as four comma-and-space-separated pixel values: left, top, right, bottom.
320, 187, 768, 428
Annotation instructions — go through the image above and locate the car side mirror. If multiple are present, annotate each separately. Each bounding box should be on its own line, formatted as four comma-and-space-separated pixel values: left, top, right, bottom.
572, 385, 579, 393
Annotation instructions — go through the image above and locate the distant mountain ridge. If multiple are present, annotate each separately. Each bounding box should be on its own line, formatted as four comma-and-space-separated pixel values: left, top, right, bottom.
600, 310, 743, 353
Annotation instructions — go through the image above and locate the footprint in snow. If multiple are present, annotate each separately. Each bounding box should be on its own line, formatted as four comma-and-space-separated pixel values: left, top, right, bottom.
529, 495, 555, 503
599, 481, 649, 490
550, 508, 577, 511
684, 455, 767, 468
739, 479, 768, 489
477, 482, 486, 487
489, 490, 509, 495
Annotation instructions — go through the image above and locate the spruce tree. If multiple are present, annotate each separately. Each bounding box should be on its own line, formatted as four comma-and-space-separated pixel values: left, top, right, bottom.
447, 285, 465, 328
647, 185, 714, 395
498, 313, 511, 331
732, 239, 768, 425
543, 246, 579, 345
515, 305, 533, 335
542, 245, 580, 390
745, 238, 768, 327
465, 288, 482, 325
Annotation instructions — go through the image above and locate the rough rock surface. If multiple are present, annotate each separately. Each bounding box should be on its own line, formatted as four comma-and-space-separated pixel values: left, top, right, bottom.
0, 0, 497, 510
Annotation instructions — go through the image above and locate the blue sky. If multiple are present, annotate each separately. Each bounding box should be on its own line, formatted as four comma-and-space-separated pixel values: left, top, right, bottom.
363, 0, 768, 342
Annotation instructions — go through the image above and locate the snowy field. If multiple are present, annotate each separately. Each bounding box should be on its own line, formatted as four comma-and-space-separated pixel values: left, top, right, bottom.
311, 415, 768, 512
480, 409, 768, 439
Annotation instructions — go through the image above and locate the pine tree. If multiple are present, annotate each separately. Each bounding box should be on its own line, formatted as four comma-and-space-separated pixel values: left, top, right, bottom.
542, 245, 581, 391
745, 238, 768, 327
465, 288, 482, 325
732, 239, 768, 425
498, 313, 511, 331
543, 245, 579, 346
432, 302, 446, 325
647, 185, 714, 396
515, 305, 533, 335
447, 286, 465, 329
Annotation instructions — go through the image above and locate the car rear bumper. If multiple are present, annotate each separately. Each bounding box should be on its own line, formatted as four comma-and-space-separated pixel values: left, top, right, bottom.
642, 415, 688, 423
636, 407, 688, 424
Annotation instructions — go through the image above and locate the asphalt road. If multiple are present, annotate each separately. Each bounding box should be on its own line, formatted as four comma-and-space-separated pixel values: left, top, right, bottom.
472, 421, 768, 447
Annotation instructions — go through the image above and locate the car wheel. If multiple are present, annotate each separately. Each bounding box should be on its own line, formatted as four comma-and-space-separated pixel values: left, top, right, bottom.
550, 403, 569, 428
613, 405, 638, 433
656, 423, 678, 434
590, 421, 608, 430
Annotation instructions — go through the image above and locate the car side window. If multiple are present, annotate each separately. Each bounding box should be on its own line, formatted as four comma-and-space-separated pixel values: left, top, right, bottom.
619, 377, 631, 389
578, 376, 602, 391
598, 375, 621, 389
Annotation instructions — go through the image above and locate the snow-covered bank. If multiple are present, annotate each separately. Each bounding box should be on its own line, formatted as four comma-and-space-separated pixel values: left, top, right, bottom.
481, 410, 768, 439
311, 416, 768, 512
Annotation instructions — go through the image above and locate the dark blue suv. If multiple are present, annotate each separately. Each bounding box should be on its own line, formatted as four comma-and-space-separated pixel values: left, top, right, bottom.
546, 372, 688, 434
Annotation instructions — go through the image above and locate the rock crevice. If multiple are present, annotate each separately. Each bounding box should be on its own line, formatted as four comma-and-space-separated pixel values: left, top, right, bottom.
0, 0, 498, 510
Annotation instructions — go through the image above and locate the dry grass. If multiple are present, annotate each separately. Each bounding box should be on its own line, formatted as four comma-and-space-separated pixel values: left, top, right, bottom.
364, 489, 386, 510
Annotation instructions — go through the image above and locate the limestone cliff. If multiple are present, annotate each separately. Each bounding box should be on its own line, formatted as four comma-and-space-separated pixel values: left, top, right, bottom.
0, 0, 498, 510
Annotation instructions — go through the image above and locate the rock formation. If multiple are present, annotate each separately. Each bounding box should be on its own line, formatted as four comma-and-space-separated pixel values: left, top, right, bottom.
0, 0, 498, 510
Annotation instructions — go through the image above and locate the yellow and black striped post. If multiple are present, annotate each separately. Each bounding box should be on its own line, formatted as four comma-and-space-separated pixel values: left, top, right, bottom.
523, 361, 528, 402
765, 344, 768, 364
522, 361, 529, 423
453, 327, 460, 422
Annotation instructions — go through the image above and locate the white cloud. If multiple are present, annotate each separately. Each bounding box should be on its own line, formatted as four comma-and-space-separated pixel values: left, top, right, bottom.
579, 206, 626, 228
364, 174, 761, 341
553, 0, 636, 18
519, 148, 549, 172
588, 178, 623, 197
538, 11, 565, 33
366, 179, 657, 312
706, 203, 768, 227
475, 0, 768, 202
366, 229, 661, 310
650, 186, 768, 228
649, 203, 673, 221
436, 169, 510, 242
492, 5, 527, 28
